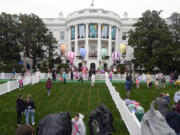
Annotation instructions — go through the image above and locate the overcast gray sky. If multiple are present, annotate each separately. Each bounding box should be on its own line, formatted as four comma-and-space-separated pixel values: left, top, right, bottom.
0, 0, 180, 18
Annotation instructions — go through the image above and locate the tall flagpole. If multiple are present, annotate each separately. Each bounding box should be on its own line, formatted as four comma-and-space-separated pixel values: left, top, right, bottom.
90, 0, 94, 7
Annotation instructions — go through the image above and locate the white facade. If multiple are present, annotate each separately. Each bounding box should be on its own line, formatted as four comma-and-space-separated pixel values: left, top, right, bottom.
42, 8, 138, 69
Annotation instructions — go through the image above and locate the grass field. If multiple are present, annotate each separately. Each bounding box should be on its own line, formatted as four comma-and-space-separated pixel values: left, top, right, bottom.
0, 82, 129, 135
113, 83, 178, 111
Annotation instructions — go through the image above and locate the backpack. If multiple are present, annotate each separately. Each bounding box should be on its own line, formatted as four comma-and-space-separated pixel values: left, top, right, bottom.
141, 101, 176, 135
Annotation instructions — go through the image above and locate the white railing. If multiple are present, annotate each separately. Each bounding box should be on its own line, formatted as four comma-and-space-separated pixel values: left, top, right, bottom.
105, 78, 142, 135
0, 75, 40, 95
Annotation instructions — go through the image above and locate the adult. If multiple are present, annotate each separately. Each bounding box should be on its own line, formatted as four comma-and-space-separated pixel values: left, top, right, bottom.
47, 69, 51, 79
155, 93, 169, 117
158, 71, 163, 88
52, 69, 56, 82
91, 69, 96, 87
166, 106, 180, 135
88, 69, 92, 81
11, 68, 16, 80
16, 94, 25, 126
15, 125, 34, 135
176, 100, 180, 114
45, 78, 52, 96
71, 69, 74, 80
125, 76, 132, 99
25, 94, 36, 125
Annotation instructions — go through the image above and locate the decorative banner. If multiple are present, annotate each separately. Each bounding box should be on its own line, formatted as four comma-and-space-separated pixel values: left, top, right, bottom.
119, 44, 126, 55
67, 52, 76, 64
78, 25, 85, 38
79, 48, 86, 59
101, 48, 107, 58
111, 52, 120, 62
111, 26, 116, 40
71, 26, 75, 40
101, 24, 108, 38
61, 44, 66, 55
89, 24, 97, 38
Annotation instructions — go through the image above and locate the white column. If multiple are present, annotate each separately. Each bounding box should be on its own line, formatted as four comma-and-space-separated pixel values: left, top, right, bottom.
115, 27, 119, 52
85, 23, 89, 60
108, 25, 112, 59
75, 25, 78, 55
68, 27, 71, 52
98, 23, 101, 60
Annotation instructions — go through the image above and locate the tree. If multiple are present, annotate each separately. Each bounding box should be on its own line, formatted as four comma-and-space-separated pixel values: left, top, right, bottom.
128, 10, 173, 73
18, 14, 57, 69
168, 12, 180, 72
0, 13, 21, 64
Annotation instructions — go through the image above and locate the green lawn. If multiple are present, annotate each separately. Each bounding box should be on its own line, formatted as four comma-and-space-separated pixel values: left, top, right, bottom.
113, 83, 178, 111
0, 82, 129, 135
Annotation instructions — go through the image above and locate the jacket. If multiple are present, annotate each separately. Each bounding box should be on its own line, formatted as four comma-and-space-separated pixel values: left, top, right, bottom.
141, 101, 176, 135
16, 98, 25, 112
176, 104, 180, 114
125, 80, 132, 90
37, 112, 72, 135
155, 97, 169, 117
166, 110, 180, 134
25, 99, 36, 109
46, 80, 52, 89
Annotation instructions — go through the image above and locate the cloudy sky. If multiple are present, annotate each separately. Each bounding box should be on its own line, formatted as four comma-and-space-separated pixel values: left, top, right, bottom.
0, 0, 180, 18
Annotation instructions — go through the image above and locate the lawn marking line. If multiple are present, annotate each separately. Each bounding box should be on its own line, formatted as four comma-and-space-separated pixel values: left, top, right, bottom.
88, 88, 91, 108
77, 88, 84, 107
96, 88, 100, 104
59, 88, 71, 104
66, 88, 76, 107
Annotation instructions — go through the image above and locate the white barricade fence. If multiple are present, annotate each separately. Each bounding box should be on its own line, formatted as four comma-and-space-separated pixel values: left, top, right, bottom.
105, 78, 142, 135
0, 75, 40, 95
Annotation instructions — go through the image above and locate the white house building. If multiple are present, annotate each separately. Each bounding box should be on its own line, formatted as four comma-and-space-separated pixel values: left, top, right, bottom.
42, 8, 138, 70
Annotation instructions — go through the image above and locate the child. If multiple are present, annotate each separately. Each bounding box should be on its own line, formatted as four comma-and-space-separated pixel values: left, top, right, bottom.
155, 79, 159, 89
46, 78, 52, 96
62, 71, 67, 84
135, 75, 140, 89
109, 71, 113, 82
19, 78, 24, 90
72, 114, 80, 135
16, 94, 25, 126
164, 93, 170, 104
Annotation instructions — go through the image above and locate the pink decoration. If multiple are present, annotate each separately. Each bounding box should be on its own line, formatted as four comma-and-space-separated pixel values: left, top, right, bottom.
67, 52, 76, 64
111, 52, 120, 62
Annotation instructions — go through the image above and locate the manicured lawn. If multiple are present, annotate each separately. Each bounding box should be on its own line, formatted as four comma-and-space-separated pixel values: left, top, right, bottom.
0, 82, 129, 135
0, 81, 6, 84
113, 83, 178, 111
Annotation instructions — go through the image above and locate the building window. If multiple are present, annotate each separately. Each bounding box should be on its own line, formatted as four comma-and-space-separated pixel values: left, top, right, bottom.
71, 26, 75, 40
60, 31, 65, 40
101, 24, 109, 39
111, 26, 116, 40
122, 32, 128, 40
89, 24, 98, 38
78, 24, 85, 39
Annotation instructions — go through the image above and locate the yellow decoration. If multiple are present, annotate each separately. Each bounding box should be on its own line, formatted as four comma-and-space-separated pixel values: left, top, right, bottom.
119, 44, 126, 54
102, 25, 104, 30
94, 25, 97, 29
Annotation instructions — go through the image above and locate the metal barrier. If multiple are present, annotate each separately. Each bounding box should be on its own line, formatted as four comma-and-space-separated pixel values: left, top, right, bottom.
105, 78, 142, 135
